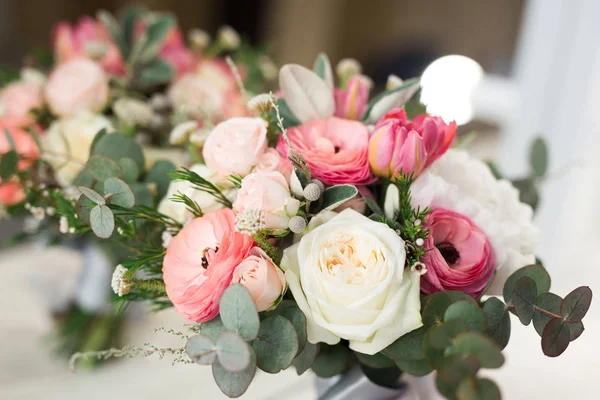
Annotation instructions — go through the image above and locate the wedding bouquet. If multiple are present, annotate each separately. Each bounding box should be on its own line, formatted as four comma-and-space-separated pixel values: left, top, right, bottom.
52, 50, 591, 400
0, 7, 274, 362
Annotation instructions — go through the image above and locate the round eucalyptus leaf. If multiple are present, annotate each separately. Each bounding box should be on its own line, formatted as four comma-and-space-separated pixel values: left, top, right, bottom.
92, 132, 145, 170
199, 316, 227, 341
87, 154, 122, 182
457, 377, 501, 400
212, 348, 256, 398
186, 334, 217, 365
483, 297, 511, 349
216, 332, 251, 372
444, 301, 487, 331
252, 315, 299, 373
355, 351, 396, 369
278, 304, 307, 354
395, 358, 433, 377
530, 137, 548, 178
428, 319, 469, 349
311, 344, 348, 378
219, 284, 259, 341
129, 183, 154, 207
145, 159, 176, 200
560, 286, 592, 323
422, 292, 452, 327
541, 318, 570, 357
437, 354, 480, 386
382, 326, 426, 361
568, 321, 585, 341
104, 177, 135, 208
503, 264, 550, 305
76, 195, 94, 223
119, 157, 140, 183
361, 364, 404, 389
450, 332, 504, 369
78, 186, 105, 205
90, 204, 114, 239
532, 292, 562, 336
512, 276, 538, 325
291, 342, 317, 375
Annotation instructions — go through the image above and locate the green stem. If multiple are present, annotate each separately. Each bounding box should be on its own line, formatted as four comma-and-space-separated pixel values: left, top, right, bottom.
252, 232, 281, 264
131, 279, 166, 295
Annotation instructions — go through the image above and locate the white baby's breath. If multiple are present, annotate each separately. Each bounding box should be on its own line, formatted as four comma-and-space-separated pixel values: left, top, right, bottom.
111, 265, 131, 297
169, 121, 199, 145
59, 216, 69, 234
234, 208, 264, 236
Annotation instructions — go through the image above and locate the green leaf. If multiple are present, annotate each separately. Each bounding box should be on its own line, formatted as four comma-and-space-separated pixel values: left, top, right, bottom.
90, 204, 115, 239
483, 297, 511, 349
87, 155, 123, 182
321, 185, 358, 211
216, 331, 251, 372
449, 332, 504, 369
78, 186, 106, 205
532, 292, 562, 336
97, 10, 128, 58
503, 264, 550, 304
437, 355, 480, 387
512, 276, 538, 325
560, 286, 592, 323
0, 150, 18, 180
457, 377, 501, 400
568, 321, 585, 341
76, 195, 94, 223
422, 292, 453, 327
145, 160, 176, 200
395, 358, 433, 377
72, 167, 94, 187
541, 318, 570, 357
275, 99, 300, 128
355, 351, 396, 369
119, 157, 140, 183
444, 301, 487, 331
252, 315, 298, 373
511, 177, 540, 211
291, 342, 317, 375
277, 303, 307, 355
104, 177, 135, 208
361, 365, 404, 388
120, 6, 147, 49
130, 183, 154, 207
363, 194, 384, 215
313, 53, 332, 85
136, 15, 175, 62
219, 284, 260, 341
199, 317, 227, 341
4, 128, 16, 149
137, 58, 174, 87
92, 133, 145, 171
212, 348, 256, 398
90, 128, 108, 154
186, 334, 217, 365
382, 326, 426, 361
363, 78, 420, 123
530, 137, 548, 178
428, 319, 469, 349
311, 344, 348, 378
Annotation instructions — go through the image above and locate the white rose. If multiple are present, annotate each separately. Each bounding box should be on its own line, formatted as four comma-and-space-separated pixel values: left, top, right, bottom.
42, 112, 114, 186
158, 164, 236, 224
281, 209, 422, 355
410, 149, 539, 294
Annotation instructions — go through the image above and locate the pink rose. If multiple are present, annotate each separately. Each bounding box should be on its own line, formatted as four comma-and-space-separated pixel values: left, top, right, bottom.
334, 75, 370, 120
203, 117, 268, 177
45, 58, 109, 117
0, 181, 25, 206
368, 109, 456, 178
0, 82, 44, 123
162, 209, 254, 322
253, 148, 293, 181
53, 17, 126, 75
276, 117, 374, 185
421, 208, 495, 298
232, 247, 286, 311
233, 171, 300, 233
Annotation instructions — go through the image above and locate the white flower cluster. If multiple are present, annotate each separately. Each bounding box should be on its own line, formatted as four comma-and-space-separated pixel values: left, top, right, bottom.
111, 265, 131, 297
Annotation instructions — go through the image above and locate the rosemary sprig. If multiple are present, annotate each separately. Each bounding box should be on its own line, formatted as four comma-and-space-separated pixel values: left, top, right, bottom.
170, 168, 232, 208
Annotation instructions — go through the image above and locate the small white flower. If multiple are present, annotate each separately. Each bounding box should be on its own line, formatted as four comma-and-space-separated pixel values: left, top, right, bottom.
111, 265, 131, 297
162, 230, 173, 248
217, 25, 240, 50
21, 67, 47, 86
247, 93, 273, 114
410, 262, 428, 276
169, 121, 199, 145
59, 216, 69, 234
24, 203, 31, 210
150, 94, 170, 111
189, 128, 211, 148
113, 98, 155, 127
414, 219, 422, 227
386, 74, 404, 91
30, 206, 45, 220
336, 58, 362, 78
259, 56, 278, 80
42, 190, 49, 197
84, 40, 107, 60
46, 207, 56, 216
415, 238, 424, 246
188, 28, 211, 50
234, 208, 264, 236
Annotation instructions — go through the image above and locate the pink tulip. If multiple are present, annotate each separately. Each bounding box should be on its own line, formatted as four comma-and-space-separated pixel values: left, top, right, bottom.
162, 209, 254, 322
368, 109, 456, 178
421, 208, 495, 298
334, 75, 370, 120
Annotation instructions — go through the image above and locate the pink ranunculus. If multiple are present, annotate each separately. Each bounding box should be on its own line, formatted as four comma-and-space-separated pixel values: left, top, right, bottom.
162, 209, 254, 322
53, 17, 126, 75
0, 82, 44, 123
277, 117, 374, 185
334, 75, 370, 120
232, 247, 286, 312
421, 208, 495, 298
203, 117, 268, 177
253, 148, 293, 181
368, 109, 456, 178
233, 171, 300, 233
45, 58, 109, 117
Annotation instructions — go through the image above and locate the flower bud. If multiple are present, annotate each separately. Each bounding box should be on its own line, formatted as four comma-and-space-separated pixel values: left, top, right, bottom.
336, 58, 362, 79
188, 28, 211, 50
217, 25, 240, 50
247, 93, 273, 114
288, 215, 307, 233
303, 182, 322, 201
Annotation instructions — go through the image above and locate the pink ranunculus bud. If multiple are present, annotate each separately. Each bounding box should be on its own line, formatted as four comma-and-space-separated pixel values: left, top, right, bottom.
0, 82, 44, 124
368, 109, 456, 178
162, 209, 254, 322
232, 247, 286, 312
334, 75, 370, 120
44, 58, 109, 118
421, 208, 495, 298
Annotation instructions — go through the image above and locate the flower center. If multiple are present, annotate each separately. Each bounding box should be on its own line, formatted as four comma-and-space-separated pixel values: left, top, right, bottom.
201, 246, 219, 269
436, 241, 460, 266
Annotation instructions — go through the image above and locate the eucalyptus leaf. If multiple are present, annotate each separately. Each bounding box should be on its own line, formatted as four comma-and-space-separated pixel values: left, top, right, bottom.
395, 358, 433, 377
568, 321, 585, 341
145, 159, 176, 200
422, 292, 453, 327
355, 351, 395, 369
90, 205, 114, 239
212, 349, 256, 398
313, 53, 333, 88
186, 333, 217, 365
104, 177, 135, 208
97, 10, 127, 57
503, 264, 550, 304
361, 365, 404, 389
437, 355, 480, 387
291, 342, 317, 375
560, 286, 592, 323
512, 276, 538, 325
428, 319, 469, 349
87, 155, 123, 182
119, 157, 140, 183
483, 297, 511, 349
76, 195, 93, 223
530, 137, 548, 178
457, 377, 501, 400
199, 316, 227, 341
449, 332, 504, 369
444, 301, 487, 331
72, 167, 94, 187
92, 133, 145, 170
321, 185, 358, 210
219, 284, 260, 341
0, 150, 18, 180
532, 292, 562, 336
277, 303, 307, 354
78, 186, 105, 205
252, 315, 298, 373
216, 332, 251, 372
276, 99, 301, 128
311, 344, 348, 378
137, 58, 173, 88
130, 183, 154, 207
512, 177, 540, 211
382, 326, 426, 361
137, 15, 175, 62
541, 318, 570, 357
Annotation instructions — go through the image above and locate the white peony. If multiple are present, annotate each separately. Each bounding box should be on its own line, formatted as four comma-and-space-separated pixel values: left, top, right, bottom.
281, 209, 422, 355
42, 112, 114, 186
410, 149, 539, 294
158, 164, 236, 224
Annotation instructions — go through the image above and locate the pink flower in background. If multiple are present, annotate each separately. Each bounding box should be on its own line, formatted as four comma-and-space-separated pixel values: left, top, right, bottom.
232, 247, 286, 311
45, 58, 109, 117
162, 209, 254, 322
253, 148, 293, 181
368, 109, 456, 178
0, 182, 25, 206
0, 82, 44, 124
53, 16, 126, 75
421, 208, 495, 298
334, 75, 370, 120
277, 117, 374, 185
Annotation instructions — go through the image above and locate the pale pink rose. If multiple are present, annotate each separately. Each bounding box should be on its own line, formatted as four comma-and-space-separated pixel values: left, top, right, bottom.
335, 186, 372, 214
0, 82, 44, 123
233, 171, 301, 233
232, 247, 286, 311
162, 209, 254, 322
368, 109, 456, 178
0, 117, 40, 168
253, 148, 293, 181
53, 17, 126, 75
45, 58, 109, 117
277, 117, 373, 185
0, 181, 25, 206
421, 208, 495, 298
334, 75, 370, 120
203, 117, 268, 177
